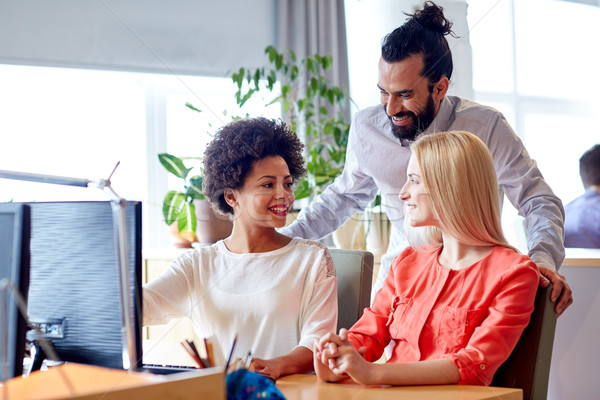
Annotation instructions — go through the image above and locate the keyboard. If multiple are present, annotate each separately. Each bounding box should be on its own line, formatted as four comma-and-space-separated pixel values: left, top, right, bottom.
141, 363, 202, 375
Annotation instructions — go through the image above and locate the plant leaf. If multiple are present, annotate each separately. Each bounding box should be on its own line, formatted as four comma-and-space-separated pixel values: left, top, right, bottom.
238, 88, 256, 107
266, 45, 278, 63
158, 153, 191, 179
185, 102, 203, 113
187, 175, 205, 200
177, 201, 197, 234
293, 179, 311, 200
163, 191, 187, 225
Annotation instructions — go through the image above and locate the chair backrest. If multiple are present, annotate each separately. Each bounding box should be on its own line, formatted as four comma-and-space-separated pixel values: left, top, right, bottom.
491, 284, 558, 400
329, 248, 374, 332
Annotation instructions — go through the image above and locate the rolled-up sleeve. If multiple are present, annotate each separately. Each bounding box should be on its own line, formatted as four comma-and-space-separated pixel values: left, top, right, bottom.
485, 113, 565, 270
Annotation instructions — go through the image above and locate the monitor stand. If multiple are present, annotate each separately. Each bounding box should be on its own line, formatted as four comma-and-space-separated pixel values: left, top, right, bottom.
28, 342, 46, 373
25, 328, 60, 374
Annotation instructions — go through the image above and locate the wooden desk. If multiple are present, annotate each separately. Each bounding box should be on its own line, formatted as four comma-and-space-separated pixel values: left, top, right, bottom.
276, 374, 522, 400
1, 363, 225, 400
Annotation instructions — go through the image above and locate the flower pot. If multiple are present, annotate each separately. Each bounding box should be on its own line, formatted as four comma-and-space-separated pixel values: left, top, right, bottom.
364, 211, 391, 256
194, 199, 233, 245
168, 222, 195, 248
332, 213, 366, 250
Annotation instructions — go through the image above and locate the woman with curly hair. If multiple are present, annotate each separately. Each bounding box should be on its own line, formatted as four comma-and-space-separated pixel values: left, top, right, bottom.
314, 131, 539, 386
143, 117, 337, 378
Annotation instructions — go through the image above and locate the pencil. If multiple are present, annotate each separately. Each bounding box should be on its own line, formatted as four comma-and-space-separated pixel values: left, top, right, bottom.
206, 342, 215, 367
224, 334, 238, 373
180, 341, 204, 369
187, 339, 211, 368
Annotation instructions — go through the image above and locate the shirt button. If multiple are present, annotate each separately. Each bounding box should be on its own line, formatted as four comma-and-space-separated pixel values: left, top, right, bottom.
480, 364, 486, 370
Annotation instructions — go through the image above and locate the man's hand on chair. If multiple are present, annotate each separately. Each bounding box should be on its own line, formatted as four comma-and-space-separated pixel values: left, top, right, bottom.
538, 265, 573, 316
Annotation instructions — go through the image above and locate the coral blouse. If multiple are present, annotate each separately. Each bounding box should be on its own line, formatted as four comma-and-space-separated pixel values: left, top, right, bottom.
348, 245, 539, 385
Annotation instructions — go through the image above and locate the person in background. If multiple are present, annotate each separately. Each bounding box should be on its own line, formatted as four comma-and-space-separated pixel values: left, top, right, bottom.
144, 117, 337, 378
564, 144, 600, 248
314, 130, 538, 386
280, 1, 572, 315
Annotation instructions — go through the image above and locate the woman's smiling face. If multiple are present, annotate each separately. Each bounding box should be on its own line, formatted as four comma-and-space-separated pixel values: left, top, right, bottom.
232, 155, 295, 229
399, 154, 436, 228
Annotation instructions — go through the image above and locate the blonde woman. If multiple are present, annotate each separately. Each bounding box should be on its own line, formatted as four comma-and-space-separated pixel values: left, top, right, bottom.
314, 130, 538, 386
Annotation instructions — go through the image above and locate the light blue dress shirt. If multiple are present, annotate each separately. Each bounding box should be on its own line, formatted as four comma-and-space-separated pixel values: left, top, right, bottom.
564, 188, 600, 248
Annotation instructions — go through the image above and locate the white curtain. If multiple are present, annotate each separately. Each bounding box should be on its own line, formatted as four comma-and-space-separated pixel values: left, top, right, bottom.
277, 0, 351, 124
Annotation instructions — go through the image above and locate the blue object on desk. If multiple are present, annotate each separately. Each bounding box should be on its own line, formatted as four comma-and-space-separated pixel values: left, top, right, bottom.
226, 369, 285, 400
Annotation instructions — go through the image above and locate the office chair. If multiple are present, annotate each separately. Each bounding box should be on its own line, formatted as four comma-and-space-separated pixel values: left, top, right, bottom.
491, 284, 558, 400
329, 249, 374, 332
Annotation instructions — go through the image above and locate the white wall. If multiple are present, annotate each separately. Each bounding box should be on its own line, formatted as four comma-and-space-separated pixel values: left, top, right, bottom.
0, 0, 276, 76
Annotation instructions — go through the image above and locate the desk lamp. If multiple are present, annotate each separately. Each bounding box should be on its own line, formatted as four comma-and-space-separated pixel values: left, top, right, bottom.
0, 164, 138, 372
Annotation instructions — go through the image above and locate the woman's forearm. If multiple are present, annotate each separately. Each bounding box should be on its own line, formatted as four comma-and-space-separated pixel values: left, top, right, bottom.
276, 346, 314, 375
365, 358, 460, 386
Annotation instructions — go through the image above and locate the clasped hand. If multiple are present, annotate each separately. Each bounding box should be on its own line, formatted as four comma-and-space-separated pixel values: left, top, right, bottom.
313, 328, 371, 384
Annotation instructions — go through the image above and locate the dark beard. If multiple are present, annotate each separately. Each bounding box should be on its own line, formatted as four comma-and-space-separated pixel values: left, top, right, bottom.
386, 95, 436, 142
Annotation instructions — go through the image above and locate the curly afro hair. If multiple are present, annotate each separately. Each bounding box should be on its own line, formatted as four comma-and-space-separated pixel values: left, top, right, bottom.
202, 117, 306, 215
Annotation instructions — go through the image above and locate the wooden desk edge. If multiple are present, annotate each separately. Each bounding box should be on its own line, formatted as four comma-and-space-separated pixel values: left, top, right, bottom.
276, 374, 522, 400
2, 363, 225, 400
563, 248, 600, 267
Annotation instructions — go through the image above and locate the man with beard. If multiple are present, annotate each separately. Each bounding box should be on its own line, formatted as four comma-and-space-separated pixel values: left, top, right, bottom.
281, 1, 572, 315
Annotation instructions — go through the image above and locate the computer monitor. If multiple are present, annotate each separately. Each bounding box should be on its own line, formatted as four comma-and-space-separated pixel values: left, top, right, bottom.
0, 203, 31, 380
25, 201, 142, 370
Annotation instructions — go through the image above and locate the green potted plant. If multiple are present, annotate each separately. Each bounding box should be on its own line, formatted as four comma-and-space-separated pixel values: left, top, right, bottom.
158, 153, 233, 247
230, 45, 352, 200
158, 153, 205, 244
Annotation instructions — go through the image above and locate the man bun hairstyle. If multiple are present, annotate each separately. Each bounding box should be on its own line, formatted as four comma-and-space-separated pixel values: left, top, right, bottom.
381, 1, 455, 90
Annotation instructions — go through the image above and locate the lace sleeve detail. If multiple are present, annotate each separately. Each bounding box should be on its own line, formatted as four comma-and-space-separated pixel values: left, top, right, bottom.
323, 250, 336, 278
295, 239, 337, 278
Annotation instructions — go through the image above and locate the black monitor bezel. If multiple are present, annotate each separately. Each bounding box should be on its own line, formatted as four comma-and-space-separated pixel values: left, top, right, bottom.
0, 203, 31, 380
25, 200, 142, 371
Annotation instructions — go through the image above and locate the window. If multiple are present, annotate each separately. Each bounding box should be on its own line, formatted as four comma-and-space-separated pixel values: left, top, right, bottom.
467, 0, 600, 249
468, 0, 600, 202
0, 64, 147, 203
0, 65, 279, 249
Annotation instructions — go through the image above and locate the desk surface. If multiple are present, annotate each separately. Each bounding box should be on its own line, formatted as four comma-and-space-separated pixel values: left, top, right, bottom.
2, 363, 225, 400
276, 374, 522, 400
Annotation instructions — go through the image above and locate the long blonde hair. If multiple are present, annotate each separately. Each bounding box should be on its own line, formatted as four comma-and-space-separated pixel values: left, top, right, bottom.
406, 130, 516, 252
